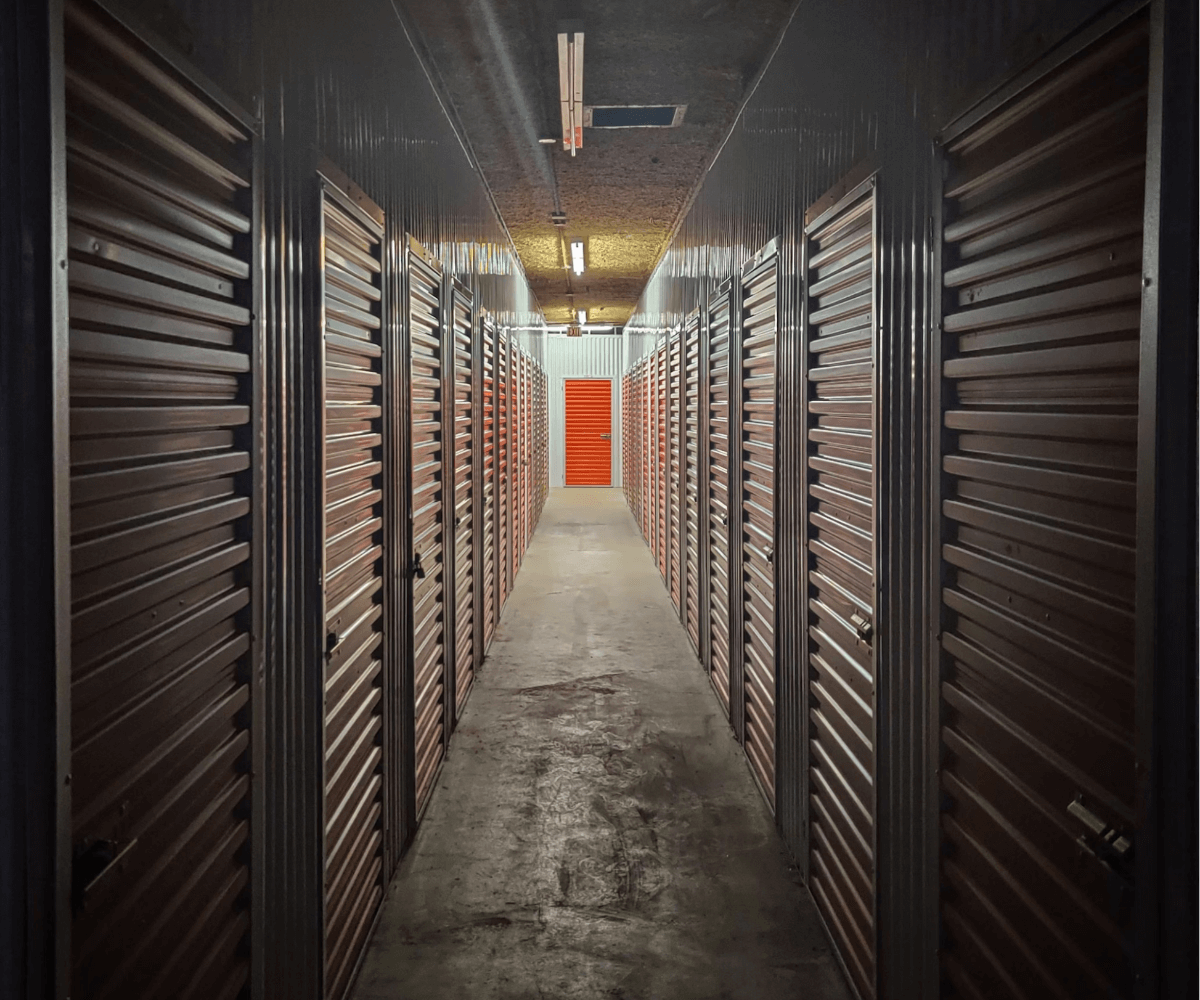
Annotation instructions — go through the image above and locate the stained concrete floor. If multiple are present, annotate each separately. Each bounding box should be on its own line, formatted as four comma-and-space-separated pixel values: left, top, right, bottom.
352, 488, 851, 1000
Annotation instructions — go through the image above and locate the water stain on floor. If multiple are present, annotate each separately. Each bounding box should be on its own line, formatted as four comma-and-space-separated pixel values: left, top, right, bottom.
352, 489, 850, 1000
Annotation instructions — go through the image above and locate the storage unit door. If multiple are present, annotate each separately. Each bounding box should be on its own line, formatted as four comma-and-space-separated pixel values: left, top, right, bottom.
622, 374, 631, 504
937, 17, 1148, 999
707, 292, 733, 716
522, 356, 531, 557
657, 345, 670, 580
643, 363, 652, 537
450, 283, 475, 715
741, 257, 778, 806
649, 356, 658, 559
482, 319, 496, 646
565, 379, 614, 486
320, 181, 386, 1000
804, 181, 878, 1000
684, 314, 702, 653
64, 3, 256, 995
670, 334, 684, 615
408, 250, 447, 814
497, 333, 510, 608
510, 351, 522, 580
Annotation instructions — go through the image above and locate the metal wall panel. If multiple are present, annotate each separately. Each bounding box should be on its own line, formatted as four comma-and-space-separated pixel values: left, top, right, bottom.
408, 246, 446, 817
740, 249, 779, 808
707, 287, 734, 718
318, 178, 386, 1000
937, 16, 1148, 998
803, 181, 879, 1000
63, 2, 257, 995
450, 281, 475, 716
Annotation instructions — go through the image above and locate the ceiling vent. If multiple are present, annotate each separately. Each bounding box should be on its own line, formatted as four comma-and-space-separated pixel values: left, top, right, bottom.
584, 105, 686, 128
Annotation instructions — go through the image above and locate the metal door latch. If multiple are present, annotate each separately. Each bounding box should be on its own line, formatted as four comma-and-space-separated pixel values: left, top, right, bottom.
600, 433, 611, 439
1067, 794, 1133, 871
765, 546, 774, 565
325, 630, 339, 655
411, 551, 426, 580
850, 611, 873, 643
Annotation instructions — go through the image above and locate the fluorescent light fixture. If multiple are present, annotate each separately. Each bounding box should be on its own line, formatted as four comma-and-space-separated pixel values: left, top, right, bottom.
577, 309, 587, 325
538, 137, 557, 144
570, 240, 585, 275
557, 21, 584, 156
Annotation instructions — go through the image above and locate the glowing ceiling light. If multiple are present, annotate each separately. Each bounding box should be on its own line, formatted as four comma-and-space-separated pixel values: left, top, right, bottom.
577, 309, 587, 325
570, 240, 585, 275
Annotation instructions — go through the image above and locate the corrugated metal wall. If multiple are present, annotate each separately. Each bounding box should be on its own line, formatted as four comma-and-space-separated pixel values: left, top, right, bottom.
543, 335, 624, 488
5, 2, 548, 1000
621, 1, 1196, 997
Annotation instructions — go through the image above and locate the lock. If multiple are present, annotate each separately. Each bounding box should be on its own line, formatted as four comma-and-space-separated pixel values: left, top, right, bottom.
411, 551, 426, 580
1067, 794, 1133, 876
850, 611, 873, 643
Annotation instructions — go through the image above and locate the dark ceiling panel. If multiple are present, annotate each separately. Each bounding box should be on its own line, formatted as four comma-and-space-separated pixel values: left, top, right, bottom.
397, 0, 796, 324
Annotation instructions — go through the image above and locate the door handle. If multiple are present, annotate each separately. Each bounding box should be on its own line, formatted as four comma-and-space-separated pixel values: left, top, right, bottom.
411, 551, 426, 580
600, 433, 611, 439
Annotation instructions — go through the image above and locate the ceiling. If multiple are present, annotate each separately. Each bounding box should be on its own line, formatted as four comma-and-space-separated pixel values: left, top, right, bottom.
399, 0, 796, 325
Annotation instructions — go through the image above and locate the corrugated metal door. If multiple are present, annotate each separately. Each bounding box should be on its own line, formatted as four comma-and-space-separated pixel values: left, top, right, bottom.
564, 379, 613, 485
319, 176, 386, 1000
450, 282, 475, 715
741, 252, 779, 807
684, 312, 703, 655
669, 333, 683, 615
482, 317, 496, 647
644, 361, 652, 538
803, 179, 878, 1000
535, 368, 547, 524
937, 17, 1148, 999
707, 289, 733, 716
64, 3, 256, 995
510, 349, 522, 582
497, 331, 510, 608
522, 353, 531, 557
657, 345, 670, 581
622, 373, 632, 505
408, 245, 446, 815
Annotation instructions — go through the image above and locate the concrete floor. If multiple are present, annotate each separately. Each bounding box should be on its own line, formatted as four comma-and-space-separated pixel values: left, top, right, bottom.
352, 488, 851, 1000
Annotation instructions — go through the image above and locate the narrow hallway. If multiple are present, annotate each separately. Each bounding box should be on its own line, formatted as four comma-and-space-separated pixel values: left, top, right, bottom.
353, 488, 851, 1000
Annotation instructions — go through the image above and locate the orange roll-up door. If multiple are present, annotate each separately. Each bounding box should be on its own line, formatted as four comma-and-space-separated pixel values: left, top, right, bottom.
564, 379, 613, 486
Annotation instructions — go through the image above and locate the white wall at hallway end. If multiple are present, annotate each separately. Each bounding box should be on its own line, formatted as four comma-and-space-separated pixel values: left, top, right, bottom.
542, 336, 628, 488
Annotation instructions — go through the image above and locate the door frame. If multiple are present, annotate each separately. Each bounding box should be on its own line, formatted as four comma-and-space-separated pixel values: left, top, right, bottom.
561, 376, 614, 488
